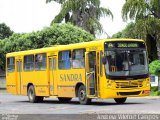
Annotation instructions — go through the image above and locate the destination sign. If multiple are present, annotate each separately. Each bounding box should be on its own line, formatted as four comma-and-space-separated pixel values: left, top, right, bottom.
105, 41, 145, 49
118, 43, 138, 48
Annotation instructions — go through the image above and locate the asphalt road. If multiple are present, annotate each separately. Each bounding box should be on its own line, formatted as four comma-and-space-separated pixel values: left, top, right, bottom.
0, 92, 160, 120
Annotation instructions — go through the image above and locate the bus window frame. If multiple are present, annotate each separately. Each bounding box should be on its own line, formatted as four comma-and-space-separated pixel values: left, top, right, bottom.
35, 53, 47, 71
7, 57, 15, 73
24, 54, 35, 72
58, 50, 71, 70
72, 48, 86, 69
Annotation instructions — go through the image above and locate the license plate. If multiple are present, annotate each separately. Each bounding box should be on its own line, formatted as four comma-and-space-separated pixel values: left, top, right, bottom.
144, 90, 150, 94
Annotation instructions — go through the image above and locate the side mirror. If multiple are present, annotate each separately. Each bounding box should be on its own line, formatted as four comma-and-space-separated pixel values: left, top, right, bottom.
102, 56, 107, 64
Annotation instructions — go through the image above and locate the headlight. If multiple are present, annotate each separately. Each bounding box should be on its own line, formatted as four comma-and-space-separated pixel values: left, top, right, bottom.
146, 81, 150, 87
107, 83, 111, 88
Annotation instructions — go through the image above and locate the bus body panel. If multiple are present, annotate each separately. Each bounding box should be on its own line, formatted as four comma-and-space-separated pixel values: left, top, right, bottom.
6, 72, 17, 95
6, 39, 150, 101
100, 77, 150, 99
57, 69, 85, 97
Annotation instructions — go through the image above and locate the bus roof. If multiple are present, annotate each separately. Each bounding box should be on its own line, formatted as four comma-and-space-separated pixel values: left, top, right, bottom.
6, 39, 144, 57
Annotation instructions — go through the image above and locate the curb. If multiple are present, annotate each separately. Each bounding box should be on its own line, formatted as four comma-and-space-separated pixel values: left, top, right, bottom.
145, 96, 160, 99
129, 96, 160, 99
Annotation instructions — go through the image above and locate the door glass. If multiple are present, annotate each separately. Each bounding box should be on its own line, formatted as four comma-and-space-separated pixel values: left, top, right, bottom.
89, 52, 96, 71
17, 61, 22, 72
53, 58, 56, 70
49, 58, 53, 70
88, 51, 96, 95
49, 58, 56, 70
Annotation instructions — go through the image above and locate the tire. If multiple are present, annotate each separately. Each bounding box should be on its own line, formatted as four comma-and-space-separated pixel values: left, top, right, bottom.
78, 85, 91, 105
58, 97, 72, 103
28, 85, 40, 103
114, 98, 127, 104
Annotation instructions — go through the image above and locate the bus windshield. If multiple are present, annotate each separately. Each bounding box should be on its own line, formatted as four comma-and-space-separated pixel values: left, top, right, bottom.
104, 42, 149, 79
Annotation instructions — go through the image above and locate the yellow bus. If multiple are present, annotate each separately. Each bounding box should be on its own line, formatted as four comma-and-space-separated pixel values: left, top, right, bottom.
6, 39, 150, 104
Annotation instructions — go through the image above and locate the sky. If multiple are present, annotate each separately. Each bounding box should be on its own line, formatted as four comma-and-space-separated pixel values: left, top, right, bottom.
0, 0, 129, 38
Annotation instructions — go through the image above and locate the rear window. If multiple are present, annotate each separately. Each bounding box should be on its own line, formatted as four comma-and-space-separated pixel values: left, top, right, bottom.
7, 57, 15, 72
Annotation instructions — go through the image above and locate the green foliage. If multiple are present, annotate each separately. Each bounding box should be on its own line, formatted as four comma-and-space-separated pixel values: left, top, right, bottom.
0, 23, 94, 70
122, 0, 148, 21
122, 0, 160, 60
150, 87, 160, 96
46, 0, 113, 35
151, 86, 158, 92
0, 40, 6, 70
112, 32, 123, 38
46, 0, 65, 4
154, 91, 160, 96
112, 22, 138, 38
149, 60, 160, 75
134, 17, 160, 40
0, 23, 13, 40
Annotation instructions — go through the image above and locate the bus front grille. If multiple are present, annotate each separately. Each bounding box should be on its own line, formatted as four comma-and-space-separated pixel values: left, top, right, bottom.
118, 91, 141, 96
115, 81, 143, 89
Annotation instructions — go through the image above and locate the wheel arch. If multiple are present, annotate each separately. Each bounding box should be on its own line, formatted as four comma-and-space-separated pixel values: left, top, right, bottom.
75, 82, 84, 97
27, 83, 34, 92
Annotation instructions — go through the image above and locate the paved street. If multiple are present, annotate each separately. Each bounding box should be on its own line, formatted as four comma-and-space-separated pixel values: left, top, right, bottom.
1, 92, 160, 115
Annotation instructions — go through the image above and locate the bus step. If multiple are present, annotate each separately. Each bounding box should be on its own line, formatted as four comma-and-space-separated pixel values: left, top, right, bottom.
87, 95, 98, 98
49, 96, 58, 98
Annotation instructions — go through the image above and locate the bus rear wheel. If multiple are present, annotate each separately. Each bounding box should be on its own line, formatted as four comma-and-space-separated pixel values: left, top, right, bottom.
114, 98, 127, 104
58, 97, 72, 103
28, 85, 43, 103
78, 85, 91, 105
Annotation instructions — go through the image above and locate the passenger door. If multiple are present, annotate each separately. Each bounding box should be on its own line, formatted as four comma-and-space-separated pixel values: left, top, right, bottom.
48, 56, 57, 95
85, 51, 98, 97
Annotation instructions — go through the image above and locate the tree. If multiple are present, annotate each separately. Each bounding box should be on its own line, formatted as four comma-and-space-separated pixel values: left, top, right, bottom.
46, 0, 113, 35
0, 40, 5, 70
122, 0, 160, 59
122, 0, 160, 20
0, 23, 95, 70
0, 23, 13, 40
112, 22, 137, 39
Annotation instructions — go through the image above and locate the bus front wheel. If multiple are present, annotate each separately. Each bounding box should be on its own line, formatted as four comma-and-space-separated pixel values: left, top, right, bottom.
28, 85, 43, 103
114, 98, 127, 104
78, 85, 91, 105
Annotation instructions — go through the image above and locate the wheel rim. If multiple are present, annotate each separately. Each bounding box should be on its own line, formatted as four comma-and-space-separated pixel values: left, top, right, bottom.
29, 90, 33, 100
80, 90, 86, 101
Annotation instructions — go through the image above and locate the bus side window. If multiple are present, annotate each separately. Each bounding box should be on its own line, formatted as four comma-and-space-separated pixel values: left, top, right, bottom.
89, 52, 96, 71
24, 55, 34, 71
7, 57, 15, 72
58, 51, 71, 69
72, 49, 85, 68
35, 53, 46, 70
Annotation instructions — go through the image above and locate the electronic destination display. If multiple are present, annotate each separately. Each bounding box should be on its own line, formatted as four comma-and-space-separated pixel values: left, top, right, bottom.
105, 41, 145, 49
